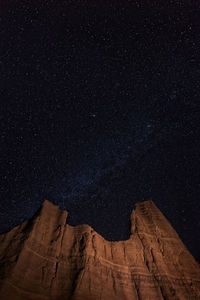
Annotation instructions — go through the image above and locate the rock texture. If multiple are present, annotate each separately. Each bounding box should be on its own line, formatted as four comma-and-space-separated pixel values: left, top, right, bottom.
0, 200, 199, 300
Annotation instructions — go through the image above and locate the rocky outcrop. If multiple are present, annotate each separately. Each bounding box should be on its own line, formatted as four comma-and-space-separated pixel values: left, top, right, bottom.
0, 199, 199, 299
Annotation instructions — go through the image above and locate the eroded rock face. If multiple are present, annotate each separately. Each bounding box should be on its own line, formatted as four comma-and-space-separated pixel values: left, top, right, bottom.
0, 199, 199, 299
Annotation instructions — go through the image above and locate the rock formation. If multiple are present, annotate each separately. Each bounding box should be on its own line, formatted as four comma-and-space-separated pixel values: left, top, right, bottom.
0, 199, 199, 299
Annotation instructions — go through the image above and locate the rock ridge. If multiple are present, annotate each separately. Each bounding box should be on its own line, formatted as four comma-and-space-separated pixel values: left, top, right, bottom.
0, 199, 200, 299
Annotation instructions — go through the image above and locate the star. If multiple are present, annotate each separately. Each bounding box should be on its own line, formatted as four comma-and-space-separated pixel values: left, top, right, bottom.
89, 113, 96, 118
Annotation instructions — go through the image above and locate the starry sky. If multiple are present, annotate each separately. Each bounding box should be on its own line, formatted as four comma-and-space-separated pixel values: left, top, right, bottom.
0, 0, 200, 261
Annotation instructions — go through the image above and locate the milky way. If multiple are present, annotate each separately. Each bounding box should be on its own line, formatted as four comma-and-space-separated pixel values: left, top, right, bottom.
48, 113, 153, 204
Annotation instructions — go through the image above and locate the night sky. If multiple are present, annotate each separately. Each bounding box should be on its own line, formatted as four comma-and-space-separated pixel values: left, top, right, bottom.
0, 0, 200, 262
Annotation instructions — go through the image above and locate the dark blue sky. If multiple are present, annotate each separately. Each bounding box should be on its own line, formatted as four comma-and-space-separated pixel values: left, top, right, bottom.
0, 0, 200, 261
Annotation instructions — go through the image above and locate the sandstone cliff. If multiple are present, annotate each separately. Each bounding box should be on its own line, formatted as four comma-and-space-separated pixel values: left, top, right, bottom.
0, 199, 199, 299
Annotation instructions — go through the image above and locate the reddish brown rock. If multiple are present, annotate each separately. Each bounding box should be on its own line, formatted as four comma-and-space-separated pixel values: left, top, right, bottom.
0, 199, 199, 299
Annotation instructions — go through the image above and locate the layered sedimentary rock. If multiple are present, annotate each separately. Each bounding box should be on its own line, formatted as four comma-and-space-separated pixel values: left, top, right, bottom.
0, 200, 199, 299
